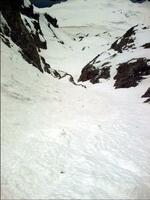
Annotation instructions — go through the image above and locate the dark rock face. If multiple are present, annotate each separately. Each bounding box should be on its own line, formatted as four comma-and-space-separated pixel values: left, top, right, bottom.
78, 61, 110, 84
23, 18, 47, 50
31, 20, 47, 50
1, 0, 43, 72
90, 66, 110, 84
142, 43, 150, 49
78, 64, 100, 82
130, 0, 146, 3
0, 0, 23, 11
114, 58, 150, 88
142, 88, 150, 98
0, 21, 11, 47
44, 13, 59, 28
20, 2, 39, 19
41, 57, 61, 78
111, 25, 137, 53
142, 88, 150, 103
144, 98, 150, 103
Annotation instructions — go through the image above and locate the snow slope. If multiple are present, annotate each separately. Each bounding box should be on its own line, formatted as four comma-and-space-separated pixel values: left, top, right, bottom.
35, 0, 150, 77
1, 0, 150, 199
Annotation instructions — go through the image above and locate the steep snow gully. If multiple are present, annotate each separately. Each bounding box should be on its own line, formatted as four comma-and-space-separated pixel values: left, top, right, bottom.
1, 0, 150, 199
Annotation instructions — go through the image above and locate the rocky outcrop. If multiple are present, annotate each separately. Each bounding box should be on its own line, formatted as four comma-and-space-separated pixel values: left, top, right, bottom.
40, 56, 86, 87
130, 0, 147, 3
111, 25, 137, 53
142, 43, 150, 49
20, 1, 39, 19
78, 64, 99, 83
142, 88, 150, 103
0, 17, 11, 47
41, 57, 61, 78
44, 13, 59, 28
31, 20, 47, 50
1, 0, 43, 72
114, 58, 150, 88
142, 87, 150, 98
78, 54, 110, 83
78, 62, 110, 84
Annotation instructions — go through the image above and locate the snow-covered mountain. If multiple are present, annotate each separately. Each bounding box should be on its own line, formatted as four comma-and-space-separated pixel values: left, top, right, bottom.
1, 0, 150, 199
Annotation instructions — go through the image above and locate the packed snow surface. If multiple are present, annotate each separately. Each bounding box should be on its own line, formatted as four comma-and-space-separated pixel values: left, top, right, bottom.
1, 0, 150, 199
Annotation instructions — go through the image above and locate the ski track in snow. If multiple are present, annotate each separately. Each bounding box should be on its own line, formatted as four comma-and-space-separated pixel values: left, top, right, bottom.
1, 0, 150, 199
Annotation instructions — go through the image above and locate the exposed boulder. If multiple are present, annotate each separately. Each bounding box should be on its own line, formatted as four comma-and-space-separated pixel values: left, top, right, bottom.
114, 58, 150, 88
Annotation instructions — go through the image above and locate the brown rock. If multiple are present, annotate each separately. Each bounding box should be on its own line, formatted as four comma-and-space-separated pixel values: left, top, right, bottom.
142, 88, 150, 98
78, 64, 99, 82
1, 0, 43, 72
142, 43, 150, 49
114, 58, 150, 88
111, 25, 137, 53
